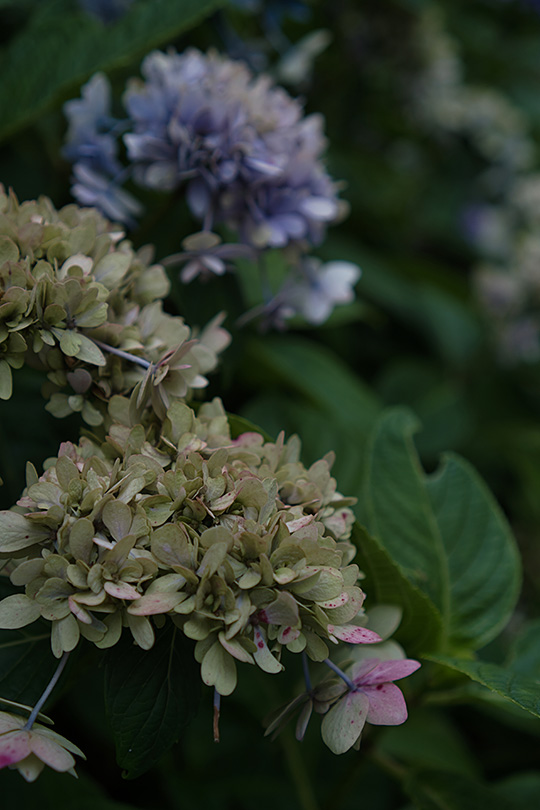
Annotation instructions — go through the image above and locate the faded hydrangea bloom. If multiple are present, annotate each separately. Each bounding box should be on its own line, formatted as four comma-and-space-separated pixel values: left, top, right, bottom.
0, 187, 229, 420
0, 398, 380, 694
122, 48, 343, 249
283, 258, 361, 324
63, 73, 141, 226
0, 712, 85, 782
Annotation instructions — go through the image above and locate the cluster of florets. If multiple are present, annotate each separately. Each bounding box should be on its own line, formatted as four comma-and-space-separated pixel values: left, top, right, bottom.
0, 398, 379, 695
62, 50, 361, 328
65, 49, 343, 250
0, 187, 229, 421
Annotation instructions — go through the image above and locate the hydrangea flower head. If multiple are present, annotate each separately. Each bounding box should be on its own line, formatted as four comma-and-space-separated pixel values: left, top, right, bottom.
123, 48, 343, 248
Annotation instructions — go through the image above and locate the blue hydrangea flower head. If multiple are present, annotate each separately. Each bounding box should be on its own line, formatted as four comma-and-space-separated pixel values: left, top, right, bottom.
123, 48, 343, 248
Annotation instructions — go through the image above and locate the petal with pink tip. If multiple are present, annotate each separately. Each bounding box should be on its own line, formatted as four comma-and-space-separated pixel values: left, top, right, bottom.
30, 732, 75, 772
104, 581, 140, 600
253, 626, 284, 674
0, 730, 31, 767
353, 658, 421, 686
364, 683, 408, 725
327, 624, 382, 644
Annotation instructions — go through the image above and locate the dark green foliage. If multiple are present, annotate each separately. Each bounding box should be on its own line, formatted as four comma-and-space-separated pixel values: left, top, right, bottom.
104, 624, 200, 779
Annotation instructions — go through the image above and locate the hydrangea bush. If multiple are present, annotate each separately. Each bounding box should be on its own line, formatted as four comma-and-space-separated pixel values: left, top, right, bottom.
0, 1, 538, 808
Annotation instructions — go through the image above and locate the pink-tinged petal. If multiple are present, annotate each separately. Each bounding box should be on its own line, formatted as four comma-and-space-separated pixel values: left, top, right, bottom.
328, 624, 382, 644
104, 581, 140, 600
354, 658, 421, 686
16, 752, 45, 782
68, 596, 92, 625
0, 730, 31, 767
363, 683, 408, 725
318, 592, 350, 610
253, 626, 284, 674
321, 690, 369, 755
30, 732, 75, 772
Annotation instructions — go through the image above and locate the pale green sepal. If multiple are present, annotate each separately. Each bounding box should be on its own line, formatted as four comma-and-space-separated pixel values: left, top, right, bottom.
0, 594, 41, 628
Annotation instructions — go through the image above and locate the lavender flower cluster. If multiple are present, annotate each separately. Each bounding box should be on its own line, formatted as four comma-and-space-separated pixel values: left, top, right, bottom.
63, 48, 359, 327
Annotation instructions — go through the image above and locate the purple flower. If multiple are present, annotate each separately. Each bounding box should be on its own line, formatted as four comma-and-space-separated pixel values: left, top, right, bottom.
283, 258, 361, 324
64, 73, 141, 225
321, 658, 421, 754
123, 48, 342, 248
70, 163, 143, 226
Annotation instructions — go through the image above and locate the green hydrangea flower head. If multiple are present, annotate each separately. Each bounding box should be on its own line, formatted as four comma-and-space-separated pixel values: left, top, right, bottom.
0, 398, 378, 695
0, 186, 229, 422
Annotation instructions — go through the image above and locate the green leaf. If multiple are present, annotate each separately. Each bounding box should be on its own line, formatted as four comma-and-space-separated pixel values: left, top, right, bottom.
425, 454, 521, 648
404, 770, 513, 810
0, 580, 57, 706
245, 335, 380, 435
104, 623, 200, 778
495, 773, 540, 809
506, 618, 540, 679
425, 654, 540, 720
353, 523, 443, 657
377, 708, 479, 777
0, 0, 226, 142
227, 412, 272, 442
363, 409, 521, 650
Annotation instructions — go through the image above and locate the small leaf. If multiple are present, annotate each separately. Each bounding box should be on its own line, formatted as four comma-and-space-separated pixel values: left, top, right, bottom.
104, 624, 200, 778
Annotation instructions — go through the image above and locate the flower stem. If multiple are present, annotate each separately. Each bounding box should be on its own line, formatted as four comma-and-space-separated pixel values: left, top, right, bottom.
323, 658, 355, 690
24, 652, 69, 730
302, 652, 312, 692
213, 689, 221, 744
91, 338, 152, 369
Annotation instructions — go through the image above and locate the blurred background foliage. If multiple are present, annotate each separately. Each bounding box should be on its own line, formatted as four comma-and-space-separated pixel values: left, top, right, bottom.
1, 0, 540, 807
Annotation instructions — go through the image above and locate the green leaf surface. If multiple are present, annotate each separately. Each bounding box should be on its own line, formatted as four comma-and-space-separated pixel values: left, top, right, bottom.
0, 579, 57, 706
426, 654, 540, 720
245, 335, 380, 434
404, 770, 513, 810
104, 623, 200, 778
0, 0, 225, 142
506, 618, 540, 679
363, 408, 521, 650
353, 523, 442, 657
377, 708, 479, 777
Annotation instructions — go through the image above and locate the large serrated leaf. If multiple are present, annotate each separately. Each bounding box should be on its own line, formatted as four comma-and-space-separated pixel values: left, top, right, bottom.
363, 408, 521, 651
104, 623, 200, 778
425, 454, 521, 649
353, 523, 442, 657
0, 0, 225, 142
425, 654, 540, 720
